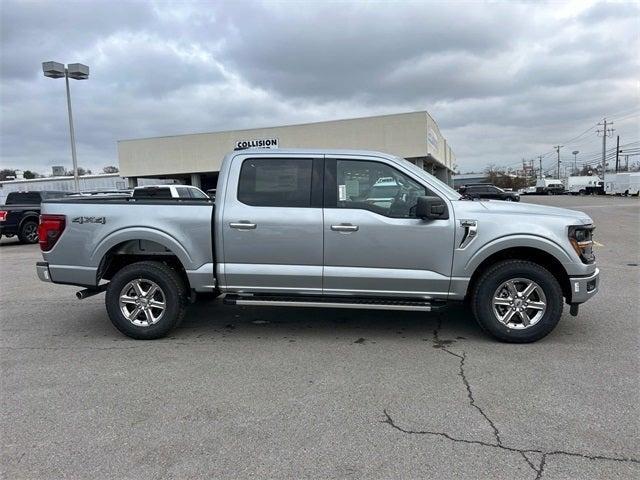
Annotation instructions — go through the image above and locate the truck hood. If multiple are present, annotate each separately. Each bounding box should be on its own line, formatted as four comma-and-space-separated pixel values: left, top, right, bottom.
454, 200, 593, 224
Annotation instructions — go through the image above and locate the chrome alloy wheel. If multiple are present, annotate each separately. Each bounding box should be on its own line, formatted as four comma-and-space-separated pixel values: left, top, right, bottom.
119, 279, 166, 327
492, 278, 547, 329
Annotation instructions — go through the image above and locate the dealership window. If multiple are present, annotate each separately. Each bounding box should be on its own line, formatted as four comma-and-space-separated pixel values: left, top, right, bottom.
335, 160, 429, 218
238, 158, 313, 207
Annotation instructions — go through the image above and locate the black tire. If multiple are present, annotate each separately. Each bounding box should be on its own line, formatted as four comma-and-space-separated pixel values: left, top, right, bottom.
105, 261, 187, 339
471, 260, 563, 343
18, 219, 39, 244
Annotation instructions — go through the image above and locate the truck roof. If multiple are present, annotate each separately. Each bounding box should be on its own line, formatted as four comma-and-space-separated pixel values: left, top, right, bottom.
227, 147, 395, 158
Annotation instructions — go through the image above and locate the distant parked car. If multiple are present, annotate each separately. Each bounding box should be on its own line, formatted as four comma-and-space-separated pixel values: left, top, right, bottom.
132, 185, 209, 199
518, 186, 537, 195
0, 191, 70, 243
535, 179, 565, 195
458, 184, 520, 202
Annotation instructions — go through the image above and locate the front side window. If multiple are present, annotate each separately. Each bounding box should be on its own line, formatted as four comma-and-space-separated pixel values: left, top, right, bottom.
334, 160, 430, 218
238, 158, 313, 207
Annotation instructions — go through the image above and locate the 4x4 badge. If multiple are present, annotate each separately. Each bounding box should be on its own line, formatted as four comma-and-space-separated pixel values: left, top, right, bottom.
72, 216, 106, 224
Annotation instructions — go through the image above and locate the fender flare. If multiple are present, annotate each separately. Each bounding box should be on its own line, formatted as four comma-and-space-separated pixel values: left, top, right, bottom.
464, 234, 574, 276
18, 211, 40, 229
91, 227, 194, 271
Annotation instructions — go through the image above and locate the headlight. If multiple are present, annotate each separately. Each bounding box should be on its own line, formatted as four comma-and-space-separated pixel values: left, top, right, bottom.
568, 225, 595, 264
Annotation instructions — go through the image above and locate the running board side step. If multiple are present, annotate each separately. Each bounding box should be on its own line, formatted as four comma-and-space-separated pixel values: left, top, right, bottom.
223, 294, 447, 312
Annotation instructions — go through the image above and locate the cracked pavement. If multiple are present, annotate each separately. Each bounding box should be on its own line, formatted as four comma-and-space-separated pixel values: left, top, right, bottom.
1, 195, 639, 479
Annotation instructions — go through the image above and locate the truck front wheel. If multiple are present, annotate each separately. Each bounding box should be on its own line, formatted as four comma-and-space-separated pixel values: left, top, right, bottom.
471, 260, 563, 343
105, 261, 187, 339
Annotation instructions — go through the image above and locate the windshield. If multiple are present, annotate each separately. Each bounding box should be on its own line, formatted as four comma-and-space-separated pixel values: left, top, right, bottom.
396, 157, 461, 200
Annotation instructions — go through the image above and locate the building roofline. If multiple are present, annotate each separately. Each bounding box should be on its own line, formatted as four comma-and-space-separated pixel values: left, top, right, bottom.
117, 110, 431, 144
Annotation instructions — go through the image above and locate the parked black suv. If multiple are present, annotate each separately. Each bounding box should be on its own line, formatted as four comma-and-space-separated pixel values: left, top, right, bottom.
0, 191, 69, 243
458, 184, 521, 202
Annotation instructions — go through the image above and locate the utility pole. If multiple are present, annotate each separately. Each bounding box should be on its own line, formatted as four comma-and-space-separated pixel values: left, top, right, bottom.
615, 135, 620, 172
530, 159, 534, 181
538, 155, 543, 179
625, 155, 629, 171
554, 145, 563, 179
597, 118, 614, 178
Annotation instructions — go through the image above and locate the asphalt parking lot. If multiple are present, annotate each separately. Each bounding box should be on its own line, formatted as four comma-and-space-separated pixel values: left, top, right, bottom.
1, 195, 638, 479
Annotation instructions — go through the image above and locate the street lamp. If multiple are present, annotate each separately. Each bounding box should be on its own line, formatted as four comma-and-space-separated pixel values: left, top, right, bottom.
42, 61, 89, 192
572, 150, 579, 175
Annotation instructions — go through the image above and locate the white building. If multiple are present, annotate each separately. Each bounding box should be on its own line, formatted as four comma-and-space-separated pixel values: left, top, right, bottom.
117, 111, 456, 191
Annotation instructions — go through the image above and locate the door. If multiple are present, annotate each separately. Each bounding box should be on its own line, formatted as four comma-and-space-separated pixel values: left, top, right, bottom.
323, 157, 456, 298
221, 155, 324, 294
485, 186, 501, 199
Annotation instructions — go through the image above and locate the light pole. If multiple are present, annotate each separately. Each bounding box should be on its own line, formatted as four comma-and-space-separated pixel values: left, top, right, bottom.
572, 150, 579, 175
42, 61, 89, 192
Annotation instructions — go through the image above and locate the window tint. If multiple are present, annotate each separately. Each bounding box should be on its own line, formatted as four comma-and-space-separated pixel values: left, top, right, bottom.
5, 192, 42, 204
238, 158, 313, 207
335, 160, 429, 218
176, 187, 192, 198
133, 187, 172, 199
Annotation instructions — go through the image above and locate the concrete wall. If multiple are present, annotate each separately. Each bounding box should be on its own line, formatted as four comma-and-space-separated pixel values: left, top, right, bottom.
118, 111, 454, 178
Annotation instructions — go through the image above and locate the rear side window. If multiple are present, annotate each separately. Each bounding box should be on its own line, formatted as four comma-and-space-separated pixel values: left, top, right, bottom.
5, 192, 42, 204
238, 158, 313, 207
133, 187, 172, 199
175, 187, 192, 198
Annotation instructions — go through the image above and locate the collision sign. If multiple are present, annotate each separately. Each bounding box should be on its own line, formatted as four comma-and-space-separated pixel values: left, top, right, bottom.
235, 138, 279, 149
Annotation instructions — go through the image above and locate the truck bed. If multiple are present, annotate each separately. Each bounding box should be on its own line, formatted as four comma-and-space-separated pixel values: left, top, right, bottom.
40, 197, 216, 291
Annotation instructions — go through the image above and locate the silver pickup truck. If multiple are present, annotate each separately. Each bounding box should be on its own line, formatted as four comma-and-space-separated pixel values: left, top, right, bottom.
36, 149, 599, 342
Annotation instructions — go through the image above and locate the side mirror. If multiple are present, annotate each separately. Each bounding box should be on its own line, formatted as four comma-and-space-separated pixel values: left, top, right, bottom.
416, 196, 449, 220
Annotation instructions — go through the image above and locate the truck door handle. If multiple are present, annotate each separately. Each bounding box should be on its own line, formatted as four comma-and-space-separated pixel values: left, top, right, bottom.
230, 222, 257, 230
331, 224, 359, 232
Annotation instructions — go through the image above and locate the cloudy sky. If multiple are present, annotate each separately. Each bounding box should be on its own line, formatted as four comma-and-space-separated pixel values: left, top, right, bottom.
1, 0, 638, 175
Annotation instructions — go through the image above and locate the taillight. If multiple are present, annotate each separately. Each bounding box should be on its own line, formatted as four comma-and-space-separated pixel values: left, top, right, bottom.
0, 210, 7, 222
38, 215, 66, 251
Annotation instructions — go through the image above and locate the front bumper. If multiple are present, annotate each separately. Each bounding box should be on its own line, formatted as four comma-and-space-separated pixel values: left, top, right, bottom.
36, 261, 52, 283
568, 268, 599, 304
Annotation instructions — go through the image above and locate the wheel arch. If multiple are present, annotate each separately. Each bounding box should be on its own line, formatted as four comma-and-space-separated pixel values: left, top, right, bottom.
94, 229, 193, 289
466, 246, 571, 302
18, 212, 40, 228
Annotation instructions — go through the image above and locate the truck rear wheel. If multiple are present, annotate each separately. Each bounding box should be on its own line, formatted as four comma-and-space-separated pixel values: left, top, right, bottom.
471, 260, 563, 343
105, 261, 187, 339
18, 219, 39, 244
